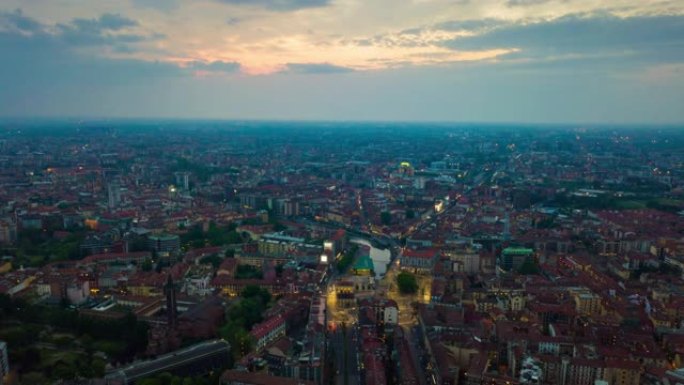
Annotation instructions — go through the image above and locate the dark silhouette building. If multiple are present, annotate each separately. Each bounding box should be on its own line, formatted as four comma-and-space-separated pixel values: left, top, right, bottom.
165, 275, 178, 328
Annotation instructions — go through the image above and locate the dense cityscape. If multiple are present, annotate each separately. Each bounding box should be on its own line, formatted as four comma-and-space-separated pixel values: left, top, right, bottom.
0, 122, 682, 385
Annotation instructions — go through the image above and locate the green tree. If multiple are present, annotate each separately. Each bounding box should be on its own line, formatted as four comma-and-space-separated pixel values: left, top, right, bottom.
52, 361, 77, 380
219, 321, 253, 359
235, 265, 263, 279
397, 272, 418, 294
337, 245, 358, 273
381, 211, 392, 226
129, 237, 149, 252
225, 230, 241, 245
200, 254, 224, 269
518, 257, 540, 275
91, 358, 106, 377
141, 258, 153, 272
81, 334, 94, 354
157, 372, 174, 384
20, 372, 48, 385
231, 297, 265, 326
241, 285, 271, 305
272, 221, 287, 232
138, 379, 162, 385
12, 347, 41, 373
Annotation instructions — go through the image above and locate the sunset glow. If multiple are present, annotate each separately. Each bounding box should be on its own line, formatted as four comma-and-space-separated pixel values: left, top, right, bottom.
1, 0, 683, 121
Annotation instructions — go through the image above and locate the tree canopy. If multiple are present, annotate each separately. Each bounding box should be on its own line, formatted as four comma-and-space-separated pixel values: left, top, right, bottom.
218, 285, 271, 360
381, 211, 392, 226
397, 272, 418, 294
518, 257, 541, 275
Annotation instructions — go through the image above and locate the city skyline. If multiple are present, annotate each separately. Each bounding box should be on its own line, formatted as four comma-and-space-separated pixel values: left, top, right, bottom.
1, 124, 684, 385
1, 0, 683, 123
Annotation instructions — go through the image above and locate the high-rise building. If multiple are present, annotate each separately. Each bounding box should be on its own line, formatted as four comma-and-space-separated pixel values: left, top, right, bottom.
107, 181, 121, 210
502, 212, 511, 242
165, 275, 178, 328
174, 172, 190, 191
148, 233, 181, 255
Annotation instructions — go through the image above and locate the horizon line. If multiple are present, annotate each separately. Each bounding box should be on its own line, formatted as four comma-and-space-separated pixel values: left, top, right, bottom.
1, 116, 684, 128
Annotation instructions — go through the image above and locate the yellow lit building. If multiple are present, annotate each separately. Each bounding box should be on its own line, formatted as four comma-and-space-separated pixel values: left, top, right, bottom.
0, 261, 11, 274
573, 292, 604, 316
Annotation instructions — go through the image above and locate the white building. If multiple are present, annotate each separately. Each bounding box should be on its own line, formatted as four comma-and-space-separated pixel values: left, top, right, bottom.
383, 304, 398, 325
66, 281, 90, 305
250, 315, 286, 352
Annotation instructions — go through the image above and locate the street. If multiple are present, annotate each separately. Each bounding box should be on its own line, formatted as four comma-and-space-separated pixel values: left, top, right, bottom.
329, 324, 360, 385
322, 196, 454, 385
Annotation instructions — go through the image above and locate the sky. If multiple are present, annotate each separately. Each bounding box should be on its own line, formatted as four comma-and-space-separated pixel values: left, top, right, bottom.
0, 0, 683, 124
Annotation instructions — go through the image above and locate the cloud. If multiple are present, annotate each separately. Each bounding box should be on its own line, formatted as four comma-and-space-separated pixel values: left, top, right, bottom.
214, 0, 331, 11
283, 63, 354, 74
0, 9, 233, 87
0, 9, 183, 94
226, 17, 242, 25
131, 0, 181, 12
443, 14, 684, 63
91, 13, 139, 30
53, 13, 152, 48
0, 28, 181, 84
0, 9, 43, 34
188, 60, 241, 73
506, 0, 554, 6
433, 18, 507, 32
641, 63, 684, 84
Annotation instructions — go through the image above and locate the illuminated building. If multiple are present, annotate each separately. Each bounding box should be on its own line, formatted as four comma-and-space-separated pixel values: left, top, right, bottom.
501, 247, 534, 271
352, 254, 374, 276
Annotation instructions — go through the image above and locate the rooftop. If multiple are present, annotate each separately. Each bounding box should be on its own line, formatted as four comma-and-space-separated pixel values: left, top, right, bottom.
221, 370, 316, 385
502, 247, 534, 255
353, 254, 374, 271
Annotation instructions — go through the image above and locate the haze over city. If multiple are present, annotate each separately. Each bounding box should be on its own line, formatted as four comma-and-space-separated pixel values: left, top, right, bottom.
1, 0, 684, 123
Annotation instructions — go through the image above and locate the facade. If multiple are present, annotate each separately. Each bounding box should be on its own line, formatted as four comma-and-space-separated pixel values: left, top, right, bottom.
359, 298, 399, 329
66, 280, 90, 305
501, 247, 534, 271
107, 182, 121, 210
174, 172, 191, 191
383, 303, 399, 326
573, 292, 603, 316
0, 340, 8, 385
251, 315, 287, 352
0, 219, 17, 245
400, 248, 439, 274
448, 252, 480, 275
257, 233, 307, 257
148, 233, 181, 255
274, 199, 300, 217
165, 275, 178, 328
